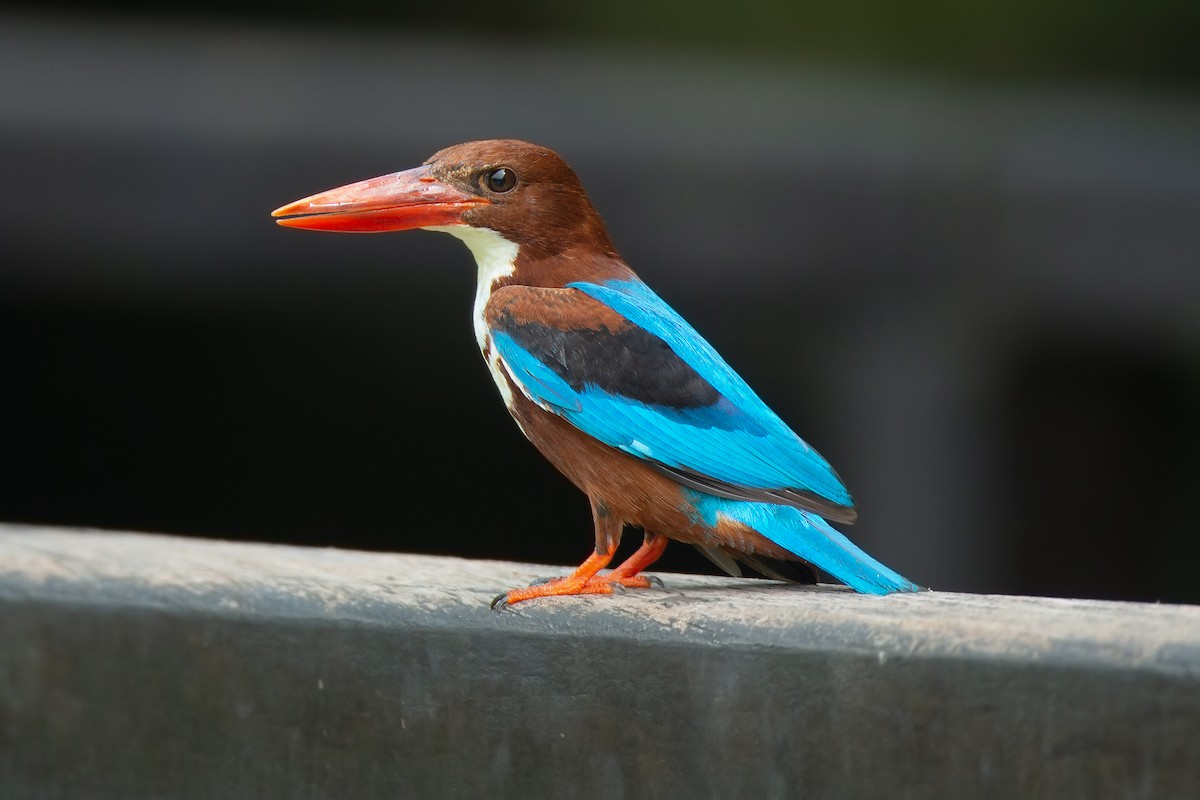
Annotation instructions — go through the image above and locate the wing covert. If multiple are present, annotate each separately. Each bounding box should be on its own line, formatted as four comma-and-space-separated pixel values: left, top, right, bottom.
486, 281, 856, 522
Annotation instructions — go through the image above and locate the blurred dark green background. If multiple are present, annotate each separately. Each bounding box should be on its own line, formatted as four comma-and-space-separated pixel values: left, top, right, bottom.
2, 3, 1198, 602
24, 0, 1200, 86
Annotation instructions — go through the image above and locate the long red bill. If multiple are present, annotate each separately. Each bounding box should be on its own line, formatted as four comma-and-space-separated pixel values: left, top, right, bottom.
271, 164, 488, 232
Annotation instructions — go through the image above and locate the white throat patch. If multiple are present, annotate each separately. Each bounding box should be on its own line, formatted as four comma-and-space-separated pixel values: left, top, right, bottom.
424, 224, 520, 407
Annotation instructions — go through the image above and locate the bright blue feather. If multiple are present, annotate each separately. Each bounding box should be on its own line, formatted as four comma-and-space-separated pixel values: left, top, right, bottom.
564, 278, 852, 507
492, 333, 583, 412
492, 324, 847, 501
687, 491, 920, 594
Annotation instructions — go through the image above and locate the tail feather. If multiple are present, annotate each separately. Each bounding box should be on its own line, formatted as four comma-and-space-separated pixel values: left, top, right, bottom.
690, 492, 921, 595
771, 508, 921, 595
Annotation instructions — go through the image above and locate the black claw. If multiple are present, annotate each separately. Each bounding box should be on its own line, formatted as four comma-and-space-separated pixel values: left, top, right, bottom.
528, 576, 557, 587
646, 575, 665, 589
490, 592, 511, 611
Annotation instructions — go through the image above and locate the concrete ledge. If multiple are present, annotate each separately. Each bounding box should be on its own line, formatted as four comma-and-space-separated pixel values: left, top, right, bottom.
1, 525, 1198, 799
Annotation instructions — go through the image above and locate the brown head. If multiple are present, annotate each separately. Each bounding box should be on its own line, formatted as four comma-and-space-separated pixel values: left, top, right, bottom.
272, 139, 618, 265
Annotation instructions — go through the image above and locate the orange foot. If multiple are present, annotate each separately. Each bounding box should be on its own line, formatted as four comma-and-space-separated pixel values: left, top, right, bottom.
491, 533, 668, 610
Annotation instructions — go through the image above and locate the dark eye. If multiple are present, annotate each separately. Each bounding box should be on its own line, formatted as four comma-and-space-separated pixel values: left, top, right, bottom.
483, 167, 517, 193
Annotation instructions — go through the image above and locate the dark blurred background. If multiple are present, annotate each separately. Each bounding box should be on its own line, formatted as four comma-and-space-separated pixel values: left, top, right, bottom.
2, 3, 1198, 603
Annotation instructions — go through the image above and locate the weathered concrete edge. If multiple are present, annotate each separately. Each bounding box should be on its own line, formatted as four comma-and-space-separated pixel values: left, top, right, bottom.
3, 523, 1199, 677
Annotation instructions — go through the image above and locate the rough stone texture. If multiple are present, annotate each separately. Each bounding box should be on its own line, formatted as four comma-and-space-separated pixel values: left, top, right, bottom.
1, 524, 1198, 799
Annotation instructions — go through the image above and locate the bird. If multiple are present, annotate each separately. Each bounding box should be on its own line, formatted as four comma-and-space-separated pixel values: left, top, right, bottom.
272, 139, 920, 607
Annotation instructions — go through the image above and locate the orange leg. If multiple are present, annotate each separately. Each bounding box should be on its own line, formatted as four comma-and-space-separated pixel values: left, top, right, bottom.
492, 543, 619, 608
492, 516, 670, 608
607, 531, 668, 582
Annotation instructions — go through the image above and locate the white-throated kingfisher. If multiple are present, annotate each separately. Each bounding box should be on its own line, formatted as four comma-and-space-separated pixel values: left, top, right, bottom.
273, 139, 920, 606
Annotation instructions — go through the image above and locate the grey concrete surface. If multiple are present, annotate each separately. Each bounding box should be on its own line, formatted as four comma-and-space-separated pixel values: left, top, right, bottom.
1, 525, 1198, 798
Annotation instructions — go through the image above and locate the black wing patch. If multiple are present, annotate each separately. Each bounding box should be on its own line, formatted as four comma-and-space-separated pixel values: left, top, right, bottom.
495, 316, 721, 411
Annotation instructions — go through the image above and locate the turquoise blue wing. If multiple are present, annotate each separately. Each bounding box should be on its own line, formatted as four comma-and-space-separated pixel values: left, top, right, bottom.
488, 280, 856, 522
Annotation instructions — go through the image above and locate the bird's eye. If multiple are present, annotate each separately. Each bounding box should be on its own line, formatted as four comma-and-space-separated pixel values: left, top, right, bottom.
483, 168, 517, 193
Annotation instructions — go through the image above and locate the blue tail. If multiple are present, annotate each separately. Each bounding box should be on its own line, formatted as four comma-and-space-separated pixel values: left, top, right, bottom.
687, 492, 920, 594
